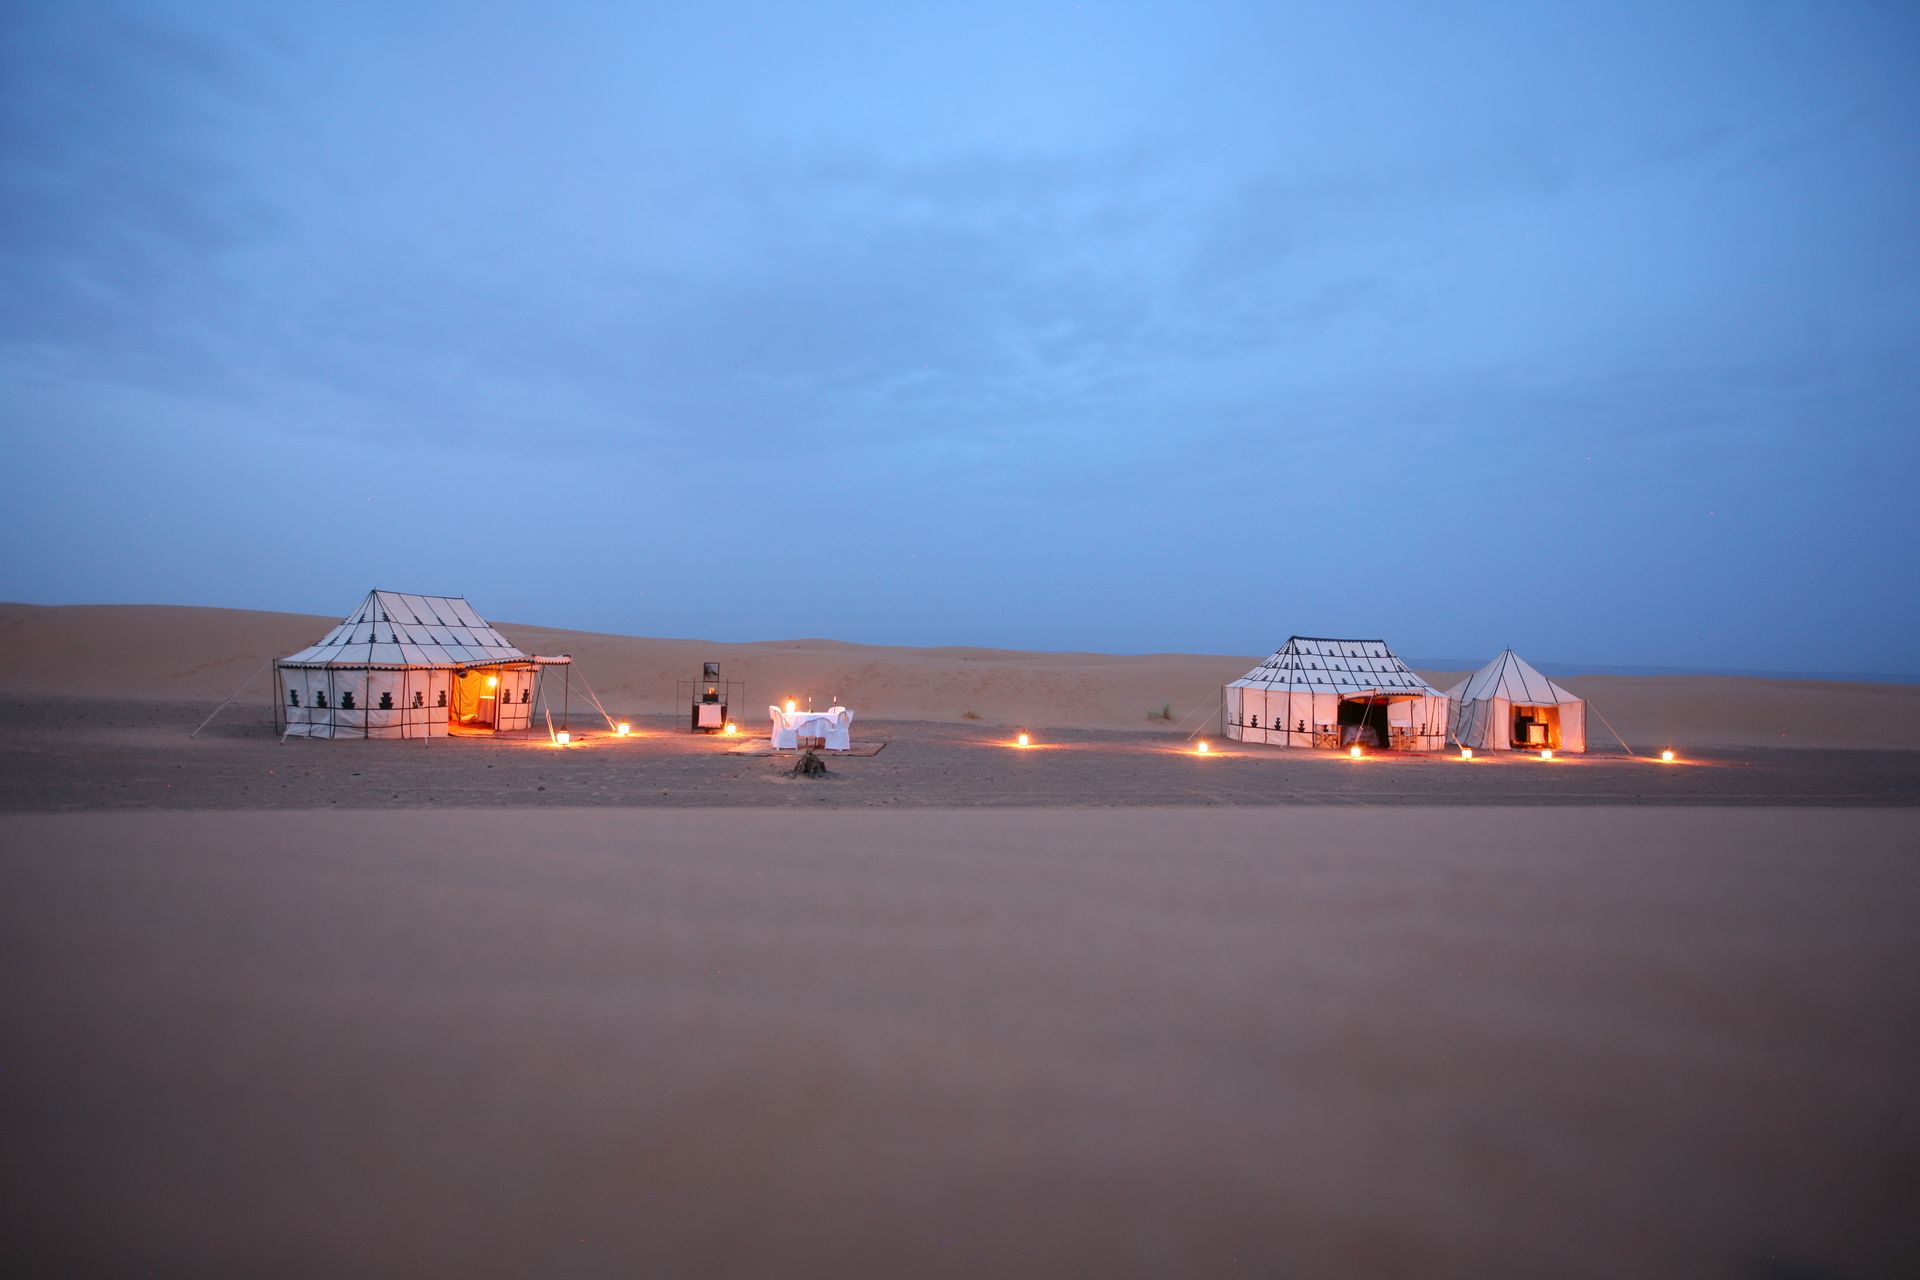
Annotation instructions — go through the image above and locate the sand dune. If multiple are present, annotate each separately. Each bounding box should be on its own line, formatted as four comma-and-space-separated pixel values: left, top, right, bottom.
2, 602, 1916, 748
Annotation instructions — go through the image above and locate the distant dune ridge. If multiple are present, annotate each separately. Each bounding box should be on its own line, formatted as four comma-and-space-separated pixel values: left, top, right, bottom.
1, 602, 1915, 749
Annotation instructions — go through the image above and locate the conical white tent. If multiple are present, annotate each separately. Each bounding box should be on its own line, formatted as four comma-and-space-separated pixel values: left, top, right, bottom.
1445, 649, 1586, 752
1225, 636, 1449, 751
274, 590, 569, 740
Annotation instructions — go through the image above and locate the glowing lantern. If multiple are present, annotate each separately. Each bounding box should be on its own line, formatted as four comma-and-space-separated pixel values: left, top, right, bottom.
616, 722, 631, 737
784, 699, 797, 714
724, 722, 738, 736
1460, 747, 1473, 760
556, 731, 571, 746
1661, 749, 1675, 762
1196, 740, 1210, 754
1016, 732, 1030, 747
1349, 745, 1362, 759
1540, 748, 1554, 761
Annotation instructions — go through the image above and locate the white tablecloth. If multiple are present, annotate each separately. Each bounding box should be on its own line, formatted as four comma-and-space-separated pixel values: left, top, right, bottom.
769, 706, 854, 750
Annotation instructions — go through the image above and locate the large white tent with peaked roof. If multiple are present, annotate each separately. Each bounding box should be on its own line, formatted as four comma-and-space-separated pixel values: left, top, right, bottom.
1445, 649, 1586, 753
1225, 636, 1449, 751
275, 590, 568, 740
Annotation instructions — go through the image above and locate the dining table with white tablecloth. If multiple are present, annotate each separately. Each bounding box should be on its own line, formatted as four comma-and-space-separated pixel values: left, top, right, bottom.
768, 705, 854, 750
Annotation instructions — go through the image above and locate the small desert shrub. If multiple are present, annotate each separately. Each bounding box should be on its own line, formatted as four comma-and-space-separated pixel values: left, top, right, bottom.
791, 748, 829, 778
1148, 702, 1173, 721
961, 709, 981, 720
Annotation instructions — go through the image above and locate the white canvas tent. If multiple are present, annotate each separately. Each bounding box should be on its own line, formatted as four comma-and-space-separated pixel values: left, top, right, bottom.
1225, 636, 1449, 751
274, 590, 569, 740
1445, 649, 1586, 753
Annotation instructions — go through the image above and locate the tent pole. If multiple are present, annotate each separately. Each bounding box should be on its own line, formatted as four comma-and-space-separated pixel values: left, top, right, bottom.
191, 660, 271, 738
563, 662, 570, 732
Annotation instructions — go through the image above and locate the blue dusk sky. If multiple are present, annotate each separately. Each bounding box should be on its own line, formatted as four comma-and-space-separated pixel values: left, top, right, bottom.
2, 1, 1916, 673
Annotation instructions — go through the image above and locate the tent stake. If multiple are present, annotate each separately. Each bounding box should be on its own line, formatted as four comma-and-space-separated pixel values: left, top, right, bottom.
191, 660, 271, 737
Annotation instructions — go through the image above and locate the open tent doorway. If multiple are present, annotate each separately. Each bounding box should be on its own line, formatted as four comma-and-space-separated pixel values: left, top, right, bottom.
448, 666, 539, 734
452, 670, 499, 729
1337, 697, 1390, 748
1511, 703, 1566, 749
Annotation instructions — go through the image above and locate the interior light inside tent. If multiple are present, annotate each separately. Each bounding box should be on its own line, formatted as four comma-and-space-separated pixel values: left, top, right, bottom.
486, 676, 498, 688
556, 731, 571, 746
1016, 732, 1030, 748
616, 722, 631, 737
1349, 745, 1363, 759
1196, 740, 1210, 754
785, 699, 797, 713
1661, 749, 1675, 762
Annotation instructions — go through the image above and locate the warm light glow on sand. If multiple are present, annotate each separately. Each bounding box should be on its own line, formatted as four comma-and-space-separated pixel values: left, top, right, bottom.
1016, 732, 1030, 747
1460, 747, 1473, 760
1349, 745, 1363, 759
555, 731, 571, 746
724, 722, 738, 735
1661, 749, 1675, 762
615, 722, 630, 737
784, 699, 797, 713
1540, 749, 1554, 761
1196, 740, 1210, 754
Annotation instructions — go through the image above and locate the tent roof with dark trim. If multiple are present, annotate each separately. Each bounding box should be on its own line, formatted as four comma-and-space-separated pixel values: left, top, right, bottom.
1228, 636, 1444, 697
277, 590, 536, 669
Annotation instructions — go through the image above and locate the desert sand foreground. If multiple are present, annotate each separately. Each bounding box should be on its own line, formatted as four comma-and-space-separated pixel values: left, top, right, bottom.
4, 807, 1916, 1277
